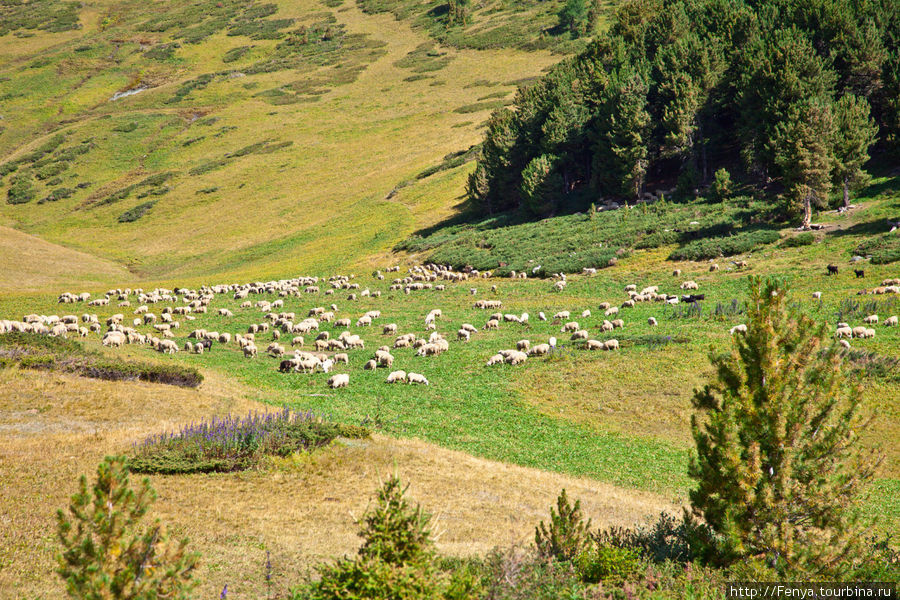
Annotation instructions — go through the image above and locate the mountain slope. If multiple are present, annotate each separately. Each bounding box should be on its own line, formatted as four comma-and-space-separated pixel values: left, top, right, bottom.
0, 0, 562, 285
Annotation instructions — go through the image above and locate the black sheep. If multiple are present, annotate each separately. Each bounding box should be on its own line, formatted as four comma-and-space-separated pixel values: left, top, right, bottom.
827, 264, 839, 275
278, 360, 294, 373
855, 269, 865, 278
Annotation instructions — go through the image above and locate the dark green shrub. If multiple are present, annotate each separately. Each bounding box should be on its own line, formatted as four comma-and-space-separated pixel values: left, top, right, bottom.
669, 230, 780, 261
535, 489, 592, 562
222, 45, 251, 63
7, 172, 35, 204
781, 232, 815, 247
118, 201, 156, 223
112, 121, 139, 133
871, 248, 900, 264
39, 187, 75, 204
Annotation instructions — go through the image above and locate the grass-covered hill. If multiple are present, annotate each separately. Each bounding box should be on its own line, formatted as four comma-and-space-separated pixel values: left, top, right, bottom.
0, 0, 583, 289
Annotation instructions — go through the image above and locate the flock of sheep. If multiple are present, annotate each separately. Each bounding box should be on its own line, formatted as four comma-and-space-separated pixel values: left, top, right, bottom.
3, 264, 899, 390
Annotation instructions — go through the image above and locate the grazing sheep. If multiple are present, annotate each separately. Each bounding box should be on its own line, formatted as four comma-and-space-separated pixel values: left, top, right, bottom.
586, 339, 604, 350
291, 335, 305, 346
376, 351, 395, 368
334, 353, 349, 364
611, 319, 625, 329
504, 351, 527, 365
327, 374, 349, 388
680, 281, 699, 290
648, 317, 658, 326
598, 302, 611, 310
461, 323, 477, 333
709, 263, 719, 272
407, 372, 429, 385
516, 339, 530, 351
457, 329, 471, 342
863, 314, 879, 324
603, 339, 619, 351
194, 342, 205, 354
827, 264, 839, 275
386, 370, 407, 384
553, 311, 570, 320
812, 291, 822, 299
320, 359, 334, 374
835, 326, 853, 339
335, 318, 351, 328
484, 319, 500, 330
562, 321, 580, 332
570, 330, 589, 341
538, 312, 547, 321
672, 269, 682, 277
364, 359, 377, 370
486, 353, 504, 366
102, 331, 126, 347
604, 306, 619, 316
243, 343, 258, 358
839, 339, 851, 349
581, 309, 591, 318
855, 269, 865, 278
730, 324, 748, 335
884, 316, 899, 327
528, 343, 551, 356
852, 326, 869, 338
383, 323, 398, 335
600, 320, 614, 332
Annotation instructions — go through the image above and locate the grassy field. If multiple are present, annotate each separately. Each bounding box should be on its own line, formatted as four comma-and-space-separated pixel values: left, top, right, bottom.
1, 1, 899, 596
2, 178, 899, 543
0, 0, 560, 287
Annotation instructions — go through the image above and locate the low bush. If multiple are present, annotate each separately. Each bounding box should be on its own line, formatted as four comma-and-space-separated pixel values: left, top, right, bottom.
7, 172, 35, 204
38, 187, 75, 204
0, 332, 203, 388
575, 544, 641, 583
668, 229, 780, 261
130, 408, 369, 474
118, 200, 156, 223
781, 232, 815, 247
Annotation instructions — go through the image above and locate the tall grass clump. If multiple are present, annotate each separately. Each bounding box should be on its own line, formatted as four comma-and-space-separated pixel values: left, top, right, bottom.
129, 408, 369, 474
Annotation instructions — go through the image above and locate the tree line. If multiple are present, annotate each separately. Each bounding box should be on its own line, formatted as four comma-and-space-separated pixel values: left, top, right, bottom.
468, 0, 898, 226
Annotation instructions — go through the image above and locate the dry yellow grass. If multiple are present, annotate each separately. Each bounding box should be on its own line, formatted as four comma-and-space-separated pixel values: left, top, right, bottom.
0, 367, 674, 598
0, 225, 133, 292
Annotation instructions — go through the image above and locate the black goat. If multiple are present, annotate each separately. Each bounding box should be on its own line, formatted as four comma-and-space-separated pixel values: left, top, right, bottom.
827, 264, 839, 275
854, 269, 865, 278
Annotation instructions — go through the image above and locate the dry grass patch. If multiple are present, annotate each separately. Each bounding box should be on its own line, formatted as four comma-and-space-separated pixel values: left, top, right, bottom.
0, 366, 673, 598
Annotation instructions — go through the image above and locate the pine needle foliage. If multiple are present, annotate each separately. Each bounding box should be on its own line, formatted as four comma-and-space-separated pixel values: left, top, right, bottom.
305, 475, 450, 600
688, 277, 881, 577
56, 455, 199, 599
535, 489, 592, 562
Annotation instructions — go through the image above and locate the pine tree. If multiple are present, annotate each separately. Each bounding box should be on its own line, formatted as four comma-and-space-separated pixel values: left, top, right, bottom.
770, 99, 835, 228
594, 65, 650, 201
688, 277, 880, 577
310, 476, 440, 600
520, 154, 563, 216
57, 455, 199, 599
447, 0, 470, 27
832, 94, 878, 208
559, 0, 591, 37
535, 489, 592, 562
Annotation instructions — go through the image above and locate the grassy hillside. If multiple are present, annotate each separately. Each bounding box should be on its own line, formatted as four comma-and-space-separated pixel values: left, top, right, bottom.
0, 0, 563, 287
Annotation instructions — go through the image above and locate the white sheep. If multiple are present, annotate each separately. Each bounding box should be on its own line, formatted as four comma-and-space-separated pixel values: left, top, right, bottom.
835, 326, 853, 339
586, 339, 604, 350
730, 324, 748, 335
407, 372, 429, 385
604, 306, 619, 316
884, 316, 899, 327
327, 374, 349, 388
386, 370, 407, 384
812, 291, 822, 299
243, 343, 258, 358
863, 314, 879, 324
516, 339, 530, 351
486, 353, 504, 366
603, 339, 619, 351
648, 317, 658, 326
528, 343, 551, 356
562, 321, 580, 332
